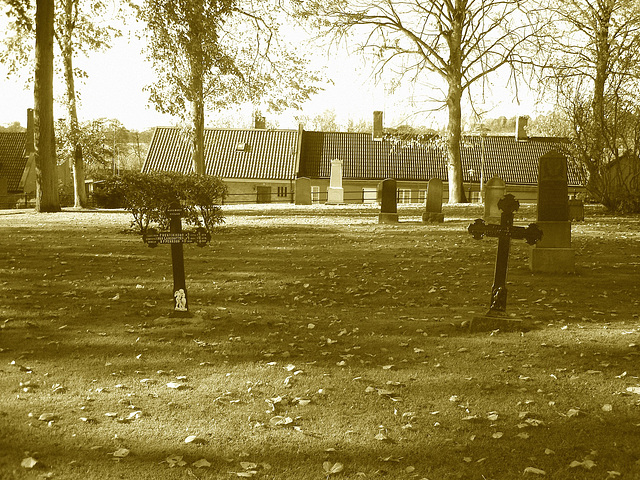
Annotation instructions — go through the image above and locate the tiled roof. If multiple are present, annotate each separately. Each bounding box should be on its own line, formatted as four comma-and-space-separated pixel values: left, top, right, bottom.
0, 132, 28, 193
142, 127, 300, 180
299, 132, 582, 186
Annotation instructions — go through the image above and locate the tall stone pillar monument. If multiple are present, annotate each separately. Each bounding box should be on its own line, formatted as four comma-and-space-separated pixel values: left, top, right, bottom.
326, 159, 344, 204
530, 151, 575, 273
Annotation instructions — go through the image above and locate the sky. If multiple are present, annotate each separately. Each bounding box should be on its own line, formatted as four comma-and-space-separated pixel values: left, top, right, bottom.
0, 17, 543, 132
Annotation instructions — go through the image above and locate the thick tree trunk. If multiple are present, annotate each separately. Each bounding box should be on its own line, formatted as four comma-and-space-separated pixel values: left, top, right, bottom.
446, 80, 467, 203
34, 0, 60, 212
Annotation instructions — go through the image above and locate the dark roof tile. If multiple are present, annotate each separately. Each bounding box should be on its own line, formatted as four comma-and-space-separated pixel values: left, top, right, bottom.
0, 132, 28, 192
300, 132, 582, 186
143, 127, 299, 180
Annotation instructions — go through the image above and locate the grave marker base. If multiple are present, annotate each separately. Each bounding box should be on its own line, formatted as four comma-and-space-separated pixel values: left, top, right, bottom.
326, 187, 344, 204
422, 212, 444, 223
530, 247, 575, 273
468, 313, 528, 333
169, 309, 193, 319
378, 213, 399, 224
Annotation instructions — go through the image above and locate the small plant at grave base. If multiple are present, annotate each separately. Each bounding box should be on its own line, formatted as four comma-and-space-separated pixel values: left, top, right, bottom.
1, 204, 640, 480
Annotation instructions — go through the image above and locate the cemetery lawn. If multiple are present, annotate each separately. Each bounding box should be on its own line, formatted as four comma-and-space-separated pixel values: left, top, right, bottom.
1, 204, 640, 480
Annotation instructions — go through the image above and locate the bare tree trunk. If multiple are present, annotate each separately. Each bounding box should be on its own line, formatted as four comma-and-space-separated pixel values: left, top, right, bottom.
191, 66, 205, 175
444, 5, 467, 204
446, 83, 467, 203
592, 4, 612, 165
62, 38, 87, 207
34, 0, 60, 213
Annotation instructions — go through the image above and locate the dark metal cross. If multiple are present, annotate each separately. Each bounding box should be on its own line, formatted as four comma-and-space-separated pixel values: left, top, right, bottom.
468, 194, 543, 315
143, 203, 211, 317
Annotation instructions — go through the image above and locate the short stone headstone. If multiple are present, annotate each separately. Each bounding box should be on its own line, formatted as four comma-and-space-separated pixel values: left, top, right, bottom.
422, 178, 444, 223
530, 150, 575, 273
295, 177, 312, 205
326, 159, 344, 204
484, 176, 506, 223
378, 178, 398, 224
568, 197, 584, 222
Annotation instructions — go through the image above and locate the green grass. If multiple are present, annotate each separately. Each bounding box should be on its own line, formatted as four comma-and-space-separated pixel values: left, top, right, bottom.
1, 204, 639, 479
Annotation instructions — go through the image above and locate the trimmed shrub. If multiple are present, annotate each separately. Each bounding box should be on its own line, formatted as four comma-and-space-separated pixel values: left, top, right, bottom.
114, 172, 227, 234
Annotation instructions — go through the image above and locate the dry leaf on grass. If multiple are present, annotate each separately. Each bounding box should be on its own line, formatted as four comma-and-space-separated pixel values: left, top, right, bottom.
523, 466, 546, 475
192, 458, 211, 468
165, 455, 187, 467
184, 435, 207, 444
112, 448, 130, 458
323, 461, 344, 475
21, 457, 39, 469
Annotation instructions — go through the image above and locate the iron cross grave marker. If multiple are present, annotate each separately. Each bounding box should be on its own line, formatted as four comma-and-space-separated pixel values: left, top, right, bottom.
142, 203, 211, 317
468, 194, 543, 316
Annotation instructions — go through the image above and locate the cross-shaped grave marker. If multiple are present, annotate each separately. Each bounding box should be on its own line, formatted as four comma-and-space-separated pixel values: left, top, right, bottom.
467, 194, 543, 329
143, 203, 211, 317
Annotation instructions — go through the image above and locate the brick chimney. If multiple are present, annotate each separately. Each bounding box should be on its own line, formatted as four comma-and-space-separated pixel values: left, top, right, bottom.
515, 116, 528, 141
372, 111, 383, 141
254, 113, 266, 129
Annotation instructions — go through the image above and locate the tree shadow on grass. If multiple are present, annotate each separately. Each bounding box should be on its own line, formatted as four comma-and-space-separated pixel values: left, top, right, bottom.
1, 397, 640, 480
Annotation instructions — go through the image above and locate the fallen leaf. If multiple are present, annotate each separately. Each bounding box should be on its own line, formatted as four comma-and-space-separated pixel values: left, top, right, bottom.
524, 466, 546, 475
193, 458, 211, 468
184, 435, 207, 444
269, 416, 293, 427
166, 382, 186, 390
112, 448, 130, 458
165, 455, 187, 467
570, 459, 596, 470
38, 413, 58, 422
323, 461, 344, 475
21, 457, 39, 469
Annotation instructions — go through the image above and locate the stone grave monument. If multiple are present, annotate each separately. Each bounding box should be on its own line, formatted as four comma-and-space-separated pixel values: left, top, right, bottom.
569, 196, 585, 222
422, 178, 444, 223
326, 159, 344, 204
378, 178, 399, 223
295, 177, 312, 205
530, 150, 575, 273
484, 176, 506, 223
467, 194, 543, 331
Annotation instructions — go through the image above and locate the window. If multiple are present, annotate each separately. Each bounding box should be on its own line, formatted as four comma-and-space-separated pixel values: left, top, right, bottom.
398, 189, 412, 204
277, 186, 288, 198
418, 189, 427, 203
311, 186, 320, 204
